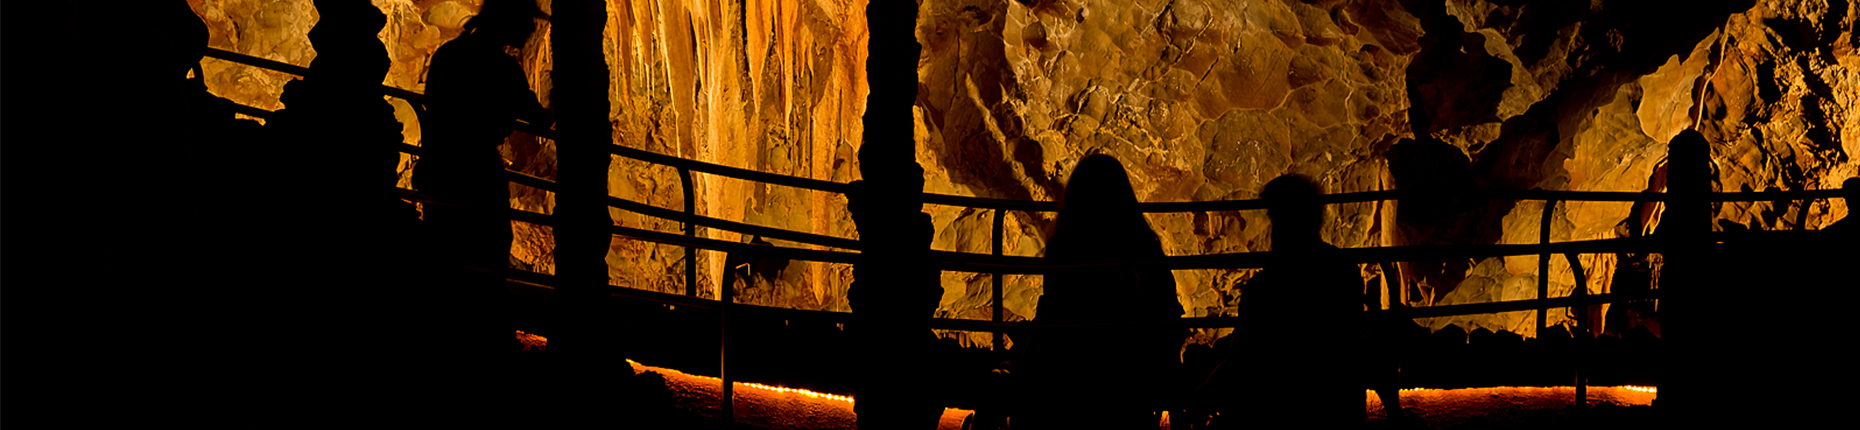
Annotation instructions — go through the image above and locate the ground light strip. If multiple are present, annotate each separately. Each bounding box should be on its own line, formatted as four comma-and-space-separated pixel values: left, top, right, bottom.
535, 332, 1657, 405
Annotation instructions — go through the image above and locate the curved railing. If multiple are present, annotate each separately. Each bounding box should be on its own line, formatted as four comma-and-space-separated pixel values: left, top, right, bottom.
205, 46, 1848, 410
202, 44, 1851, 315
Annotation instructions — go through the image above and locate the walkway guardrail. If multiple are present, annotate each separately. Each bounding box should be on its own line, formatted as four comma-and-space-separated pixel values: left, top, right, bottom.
207, 46, 1848, 413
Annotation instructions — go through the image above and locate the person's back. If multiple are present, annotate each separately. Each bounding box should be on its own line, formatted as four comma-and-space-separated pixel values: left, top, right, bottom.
1015, 154, 1185, 429
414, 0, 549, 359
1230, 174, 1361, 428
417, 1, 547, 227
421, 7, 547, 159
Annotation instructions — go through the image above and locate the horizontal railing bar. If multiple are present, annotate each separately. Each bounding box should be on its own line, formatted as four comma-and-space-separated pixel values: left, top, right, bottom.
610, 221, 865, 265
608, 143, 850, 193
202, 47, 309, 76
404, 183, 1825, 273
1390, 291, 1657, 319
505, 170, 556, 192
606, 195, 863, 250
391, 139, 860, 251
502, 267, 1662, 330
204, 47, 427, 102
922, 237, 1665, 272
921, 193, 1059, 212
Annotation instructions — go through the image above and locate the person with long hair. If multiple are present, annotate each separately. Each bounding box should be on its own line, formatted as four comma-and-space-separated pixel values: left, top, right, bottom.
416, 0, 550, 354
1014, 153, 1186, 429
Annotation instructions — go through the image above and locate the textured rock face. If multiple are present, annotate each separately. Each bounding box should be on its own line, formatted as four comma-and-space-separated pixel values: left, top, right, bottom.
194, 1, 1856, 342
603, 1, 870, 311
916, 0, 1858, 341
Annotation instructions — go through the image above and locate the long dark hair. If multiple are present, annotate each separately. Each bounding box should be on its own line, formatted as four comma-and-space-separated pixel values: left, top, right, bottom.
1045, 154, 1161, 262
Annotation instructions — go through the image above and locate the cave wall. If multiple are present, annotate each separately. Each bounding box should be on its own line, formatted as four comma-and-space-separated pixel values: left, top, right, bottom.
192, 0, 1856, 342
917, 0, 1857, 341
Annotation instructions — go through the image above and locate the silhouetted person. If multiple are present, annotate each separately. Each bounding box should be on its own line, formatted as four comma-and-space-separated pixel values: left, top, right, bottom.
1013, 154, 1186, 429
269, 1, 405, 223
1229, 174, 1361, 428
1658, 128, 1718, 417
417, 0, 551, 355
248, 2, 416, 386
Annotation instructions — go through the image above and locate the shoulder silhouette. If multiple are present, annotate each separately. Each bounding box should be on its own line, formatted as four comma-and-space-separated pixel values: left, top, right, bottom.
1014, 153, 1184, 430
1221, 174, 1362, 428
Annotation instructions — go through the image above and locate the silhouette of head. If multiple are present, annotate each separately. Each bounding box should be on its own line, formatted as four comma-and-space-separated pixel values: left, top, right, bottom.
308, 1, 390, 84
1263, 174, 1323, 249
310, 0, 387, 38
465, 0, 544, 47
1666, 129, 1712, 195
1048, 154, 1157, 260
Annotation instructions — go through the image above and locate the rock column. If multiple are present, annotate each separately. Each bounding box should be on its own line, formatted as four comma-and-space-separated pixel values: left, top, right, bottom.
548, 0, 627, 420
848, 0, 945, 428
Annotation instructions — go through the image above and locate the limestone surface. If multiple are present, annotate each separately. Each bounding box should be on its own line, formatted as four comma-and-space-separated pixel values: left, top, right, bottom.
192, 1, 1857, 342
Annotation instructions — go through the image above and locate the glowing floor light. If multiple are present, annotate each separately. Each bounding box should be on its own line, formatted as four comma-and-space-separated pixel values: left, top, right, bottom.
625, 359, 857, 404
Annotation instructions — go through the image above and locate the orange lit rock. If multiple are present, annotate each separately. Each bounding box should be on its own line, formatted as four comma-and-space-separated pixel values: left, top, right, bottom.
192, 1, 1855, 341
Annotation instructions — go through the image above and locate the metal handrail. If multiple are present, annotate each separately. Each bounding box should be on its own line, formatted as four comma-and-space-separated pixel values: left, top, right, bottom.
498, 261, 1663, 331
401, 179, 1809, 272
207, 33, 1840, 416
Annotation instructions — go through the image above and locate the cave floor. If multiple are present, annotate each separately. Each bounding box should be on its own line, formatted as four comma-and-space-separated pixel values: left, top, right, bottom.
626, 358, 1663, 430
1363, 386, 1658, 430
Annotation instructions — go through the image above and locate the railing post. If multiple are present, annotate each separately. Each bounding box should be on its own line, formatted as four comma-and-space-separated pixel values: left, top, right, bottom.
1378, 260, 1403, 410
1538, 194, 1556, 334
681, 168, 698, 297
678, 167, 728, 424
722, 249, 734, 426
1565, 253, 1590, 409
992, 208, 1006, 351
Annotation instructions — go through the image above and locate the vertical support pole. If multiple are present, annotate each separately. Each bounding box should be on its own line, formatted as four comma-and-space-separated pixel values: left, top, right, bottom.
682, 168, 698, 297
1565, 253, 1590, 409
678, 167, 727, 423
992, 208, 1005, 351
722, 246, 735, 426
1375, 260, 1405, 417
1538, 195, 1556, 334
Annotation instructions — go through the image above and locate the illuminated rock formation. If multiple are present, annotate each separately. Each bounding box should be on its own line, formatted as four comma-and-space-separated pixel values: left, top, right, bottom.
192, 0, 1856, 341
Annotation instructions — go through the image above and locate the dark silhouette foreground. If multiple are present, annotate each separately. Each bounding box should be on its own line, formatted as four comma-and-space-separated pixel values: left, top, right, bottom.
416, 0, 551, 356
1013, 154, 1186, 429
1192, 174, 1361, 428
